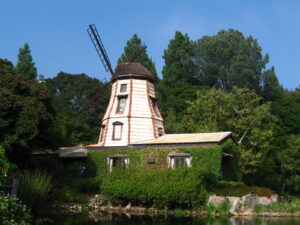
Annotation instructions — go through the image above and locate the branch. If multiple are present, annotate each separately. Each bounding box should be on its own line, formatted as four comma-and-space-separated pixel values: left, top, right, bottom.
238, 129, 248, 145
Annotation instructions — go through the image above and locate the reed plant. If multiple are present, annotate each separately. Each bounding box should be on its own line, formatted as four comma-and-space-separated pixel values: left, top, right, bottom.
17, 170, 54, 212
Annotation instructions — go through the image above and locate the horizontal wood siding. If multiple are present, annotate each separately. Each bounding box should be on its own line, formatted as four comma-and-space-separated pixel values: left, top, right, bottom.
100, 78, 164, 146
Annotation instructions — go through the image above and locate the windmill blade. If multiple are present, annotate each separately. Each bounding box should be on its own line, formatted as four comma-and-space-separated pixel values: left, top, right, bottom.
87, 24, 114, 75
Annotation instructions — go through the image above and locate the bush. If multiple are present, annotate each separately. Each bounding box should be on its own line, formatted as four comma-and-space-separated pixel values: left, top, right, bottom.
102, 168, 215, 209
0, 194, 32, 225
17, 170, 54, 212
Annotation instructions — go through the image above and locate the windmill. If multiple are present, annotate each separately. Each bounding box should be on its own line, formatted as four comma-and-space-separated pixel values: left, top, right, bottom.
83, 24, 149, 113
86, 24, 165, 147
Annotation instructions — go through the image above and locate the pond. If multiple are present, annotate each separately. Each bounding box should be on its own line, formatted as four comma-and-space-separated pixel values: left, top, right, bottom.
45, 212, 300, 225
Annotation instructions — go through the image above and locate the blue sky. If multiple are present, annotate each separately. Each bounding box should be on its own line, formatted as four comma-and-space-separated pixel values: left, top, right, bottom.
0, 0, 299, 89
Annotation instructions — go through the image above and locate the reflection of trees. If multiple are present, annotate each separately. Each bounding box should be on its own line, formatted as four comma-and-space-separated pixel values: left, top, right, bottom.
49, 213, 300, 225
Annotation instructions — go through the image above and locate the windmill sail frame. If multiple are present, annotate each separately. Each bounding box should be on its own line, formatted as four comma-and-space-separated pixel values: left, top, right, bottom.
87, 24, 114, 75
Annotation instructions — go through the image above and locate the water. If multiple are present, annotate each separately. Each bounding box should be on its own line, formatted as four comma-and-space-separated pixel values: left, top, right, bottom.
46, 212, 300, 225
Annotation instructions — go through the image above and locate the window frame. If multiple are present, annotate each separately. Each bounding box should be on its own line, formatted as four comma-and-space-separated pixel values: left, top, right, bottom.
107, 154, 129, 172
116, 95, 128, 113
112, 122, 123, 140
120, 83, 127, 93
99, 125, 105, 142
168, 153, 192, 169
150, 97, 160, 116
158, 127, 163, 136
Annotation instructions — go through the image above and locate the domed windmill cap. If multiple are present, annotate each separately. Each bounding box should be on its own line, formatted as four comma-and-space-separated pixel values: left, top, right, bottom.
112, 62, 154, 82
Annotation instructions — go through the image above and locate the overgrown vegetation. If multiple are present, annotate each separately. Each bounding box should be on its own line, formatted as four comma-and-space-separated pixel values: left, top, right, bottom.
17, 170, 55, 213
0, 194, 32, 225
204, 200, 231, 214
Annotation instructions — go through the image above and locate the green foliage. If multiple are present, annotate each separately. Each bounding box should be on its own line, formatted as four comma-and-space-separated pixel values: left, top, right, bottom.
162, 31, 197, 86
45, 72, 110, 147
16, 43, 37, 80
0, 194, 32, 225
262, 67, 284, 101
204, 199, 231, 214
0, 146, 11, 184
254, 205, 263, 213
194, 29, 272, 93
88, 144, 227, 182
184, 87, 275, 176
271, 90, 300, 135
266, 199, 300, 212
118, 34, 157, 81
0, 59, 54, 164
102, 168, 211, 209
17, 170, 54, 212
87, 144, 239, 209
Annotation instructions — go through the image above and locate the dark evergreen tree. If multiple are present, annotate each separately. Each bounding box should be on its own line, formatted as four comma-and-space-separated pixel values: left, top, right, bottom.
0, 59, 53, 165
162, 31, 197, 87
262, 67, 284, 101
158, 31, 200, 133
16, 43, 38, 80
118, 34, 157, 80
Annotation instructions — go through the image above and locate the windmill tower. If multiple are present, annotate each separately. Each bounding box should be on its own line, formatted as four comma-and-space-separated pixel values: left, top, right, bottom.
87, 25, 165, 147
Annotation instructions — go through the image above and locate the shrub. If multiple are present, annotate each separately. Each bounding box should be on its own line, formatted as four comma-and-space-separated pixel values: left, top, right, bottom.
17, 170, 54, 212
102, 168, 214, 209
0, 194, 32, 225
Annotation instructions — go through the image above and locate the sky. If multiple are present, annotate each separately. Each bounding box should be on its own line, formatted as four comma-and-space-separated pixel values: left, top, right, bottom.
0, 0, 299, 89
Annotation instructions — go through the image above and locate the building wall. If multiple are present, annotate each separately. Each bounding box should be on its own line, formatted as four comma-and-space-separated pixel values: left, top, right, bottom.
99, 78, 164, 146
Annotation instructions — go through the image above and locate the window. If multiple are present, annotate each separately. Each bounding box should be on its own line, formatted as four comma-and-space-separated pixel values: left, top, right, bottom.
116, 96, 127, 113
107, 155, 129, 172
120, 84, 127, 92
151, 97, 159, 116
168, 153, 192, 169
158, 127, 163, 136
99, 125, 105, 142
112, 122, 123, 140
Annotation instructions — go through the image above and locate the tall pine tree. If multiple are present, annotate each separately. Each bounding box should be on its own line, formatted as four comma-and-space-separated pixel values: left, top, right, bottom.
16, 43, 37, 80
118, 34, 157, 80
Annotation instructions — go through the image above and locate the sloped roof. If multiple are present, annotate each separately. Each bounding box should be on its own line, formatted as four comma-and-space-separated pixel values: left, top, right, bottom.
112, 62, 154, 81
132, 132, 232, 145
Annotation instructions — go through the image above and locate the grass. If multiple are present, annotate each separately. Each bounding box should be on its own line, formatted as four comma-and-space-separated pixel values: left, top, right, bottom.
254, 205, 263, 213
266, 199, 300, 212
17, 170, 55, 212
204, 199, 231, 214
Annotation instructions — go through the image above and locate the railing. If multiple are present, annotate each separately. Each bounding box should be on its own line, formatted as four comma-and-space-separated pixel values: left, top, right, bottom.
0, 179, 18, 197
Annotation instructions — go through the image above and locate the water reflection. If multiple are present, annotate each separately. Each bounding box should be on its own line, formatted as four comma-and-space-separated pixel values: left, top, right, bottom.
47, 212, 300, 225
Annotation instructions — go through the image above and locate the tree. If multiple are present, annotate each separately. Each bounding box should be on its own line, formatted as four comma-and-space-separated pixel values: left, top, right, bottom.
0, 59, 53, 164
16, 43, 38, 80
194, 29, 271, 93
118, 34, 157, 80
262, 67, 284, 101
183, 87, 275, 176
271, 90, 300, 135
162, 31, 197, 87
158, 31, 200, 132
45, 72, 110, 147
